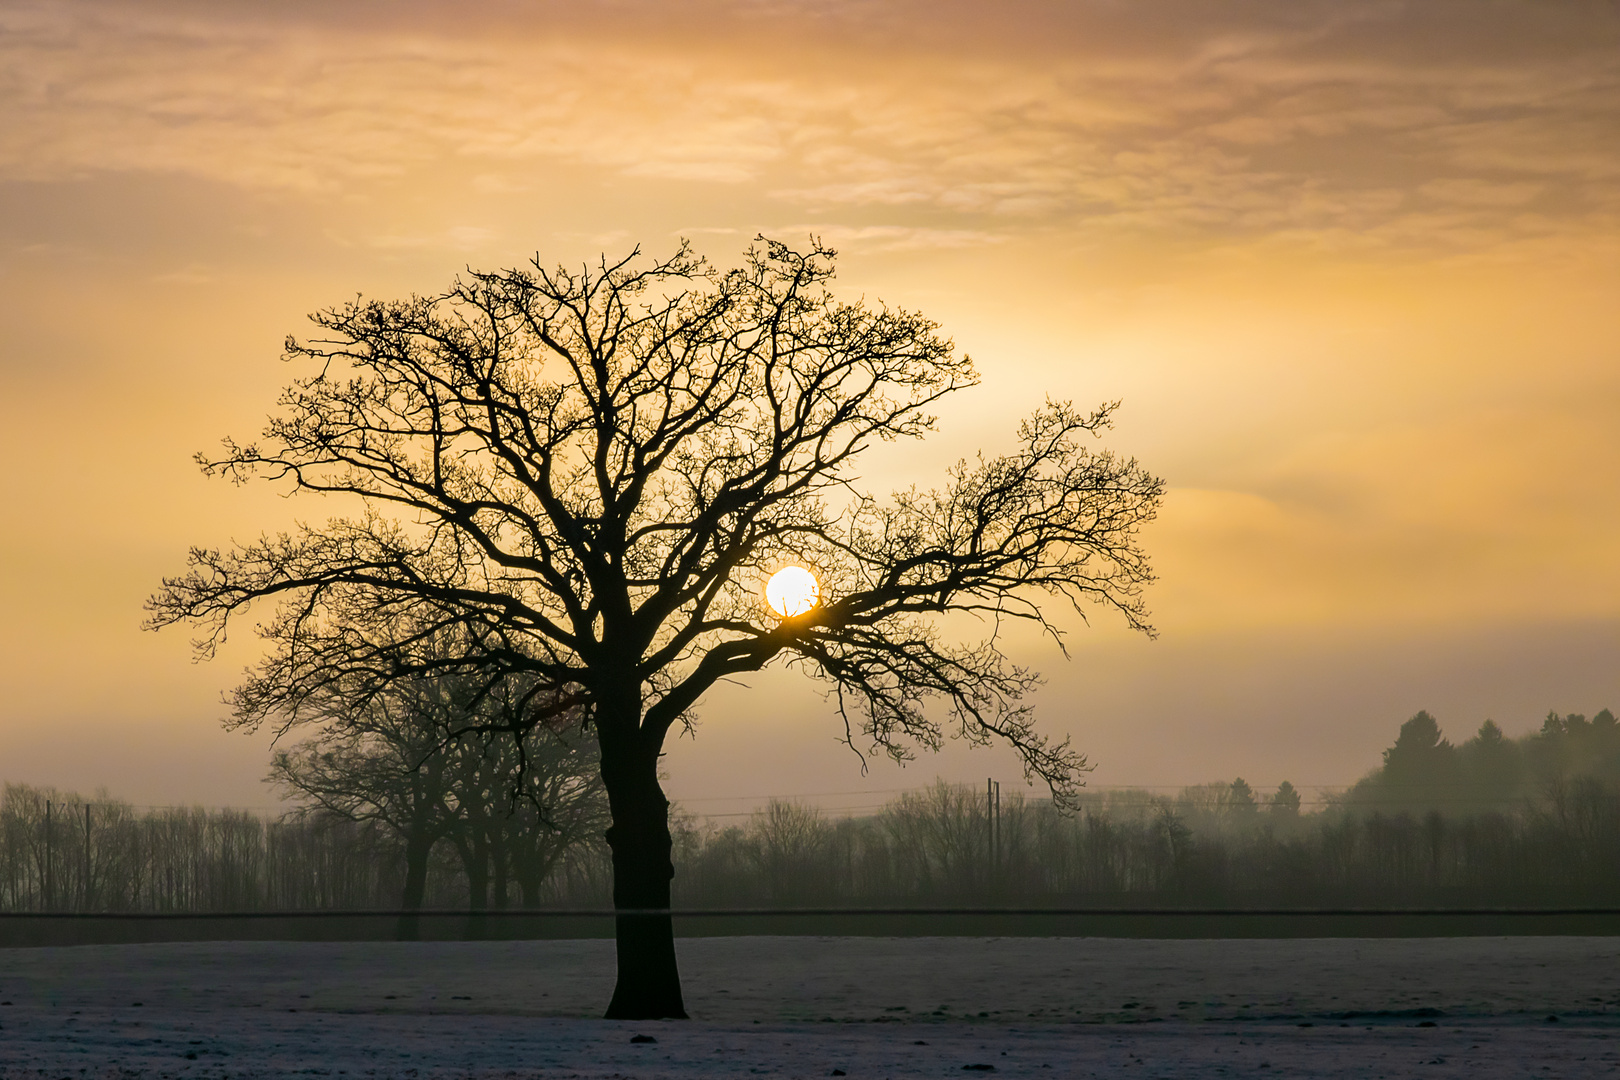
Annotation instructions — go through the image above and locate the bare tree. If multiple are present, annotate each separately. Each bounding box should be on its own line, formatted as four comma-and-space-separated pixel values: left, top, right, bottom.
267, 672, 457, 937
265, 623, 605, 937
148, 237, 1161, 1018
430, 720, 607, 924
499, 727, 609, 907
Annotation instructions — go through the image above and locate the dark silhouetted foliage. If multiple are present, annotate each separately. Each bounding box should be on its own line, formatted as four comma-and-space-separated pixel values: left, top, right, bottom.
1345, 708, 1620, 816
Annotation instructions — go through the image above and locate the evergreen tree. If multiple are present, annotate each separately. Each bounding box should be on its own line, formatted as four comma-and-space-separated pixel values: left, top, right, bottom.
1269, 780, 1302, 818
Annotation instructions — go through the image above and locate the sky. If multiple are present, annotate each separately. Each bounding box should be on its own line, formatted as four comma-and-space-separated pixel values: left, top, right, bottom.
1, 0, 1617, 815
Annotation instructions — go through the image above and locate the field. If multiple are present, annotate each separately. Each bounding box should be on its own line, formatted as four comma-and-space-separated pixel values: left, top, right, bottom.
2, 936, 1618, 1077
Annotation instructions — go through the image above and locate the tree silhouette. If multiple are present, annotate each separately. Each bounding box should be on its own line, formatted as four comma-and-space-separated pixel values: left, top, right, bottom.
245, 599, 603, 936
147, 238, 1162, 1018
268, 674, 605, 937
1226, 777, 1258, 816
1454, 719, 1520, 813
1376, 710, 1456, 806
1385, 711, 1449, 762
270, 728, 449, 937
1269, 780, 1302, 818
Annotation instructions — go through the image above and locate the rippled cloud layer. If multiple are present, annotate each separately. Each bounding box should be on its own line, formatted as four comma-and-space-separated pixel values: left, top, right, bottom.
3, 0, 1616, 249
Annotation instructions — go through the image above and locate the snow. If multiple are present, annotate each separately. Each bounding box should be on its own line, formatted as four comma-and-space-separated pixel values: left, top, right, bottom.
1, 936, 1617, 1077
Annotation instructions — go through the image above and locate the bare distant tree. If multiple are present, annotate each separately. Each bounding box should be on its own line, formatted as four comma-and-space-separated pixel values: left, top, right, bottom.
270, 733, 447, 935
265, 665, 456, 934
148, 237, 1161, 1018
429, 719, 606, 915
263, 622, 605, 936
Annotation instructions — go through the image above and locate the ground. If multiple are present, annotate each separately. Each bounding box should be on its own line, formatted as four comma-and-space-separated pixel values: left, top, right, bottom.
1, 936, 1617, 1077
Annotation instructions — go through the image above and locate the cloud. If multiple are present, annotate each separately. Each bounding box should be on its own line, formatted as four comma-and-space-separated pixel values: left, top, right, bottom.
1419, 179, 1544, 208
0, 0, 1616, 251
1147, 396, 1620, 633
364, 226, 495, 251
767, 224, 1005, 252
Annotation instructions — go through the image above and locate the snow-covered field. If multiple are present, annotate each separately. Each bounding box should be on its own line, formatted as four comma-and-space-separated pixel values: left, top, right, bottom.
2, 936, 1618, 1077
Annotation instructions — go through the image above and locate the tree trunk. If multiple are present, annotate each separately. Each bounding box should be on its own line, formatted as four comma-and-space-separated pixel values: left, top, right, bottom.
491, 826, 510, 911
518, 871, 541, 909
461, 832, 491, 940
396, 817, 434, 941
396, 765, 441, 941
599, 717, 687, 1020
467, 839, 490, 909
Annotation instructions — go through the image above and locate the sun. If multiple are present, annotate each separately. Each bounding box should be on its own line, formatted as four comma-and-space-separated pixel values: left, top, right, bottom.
764, 565, 820, 618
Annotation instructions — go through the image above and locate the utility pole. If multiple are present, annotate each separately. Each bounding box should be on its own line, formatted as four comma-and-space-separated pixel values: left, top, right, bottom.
986, 778, 1002, 877
84, 803, 93, 911
994, 780, 1001, 869
44, 799, 52, 911
987, 778, 993, 872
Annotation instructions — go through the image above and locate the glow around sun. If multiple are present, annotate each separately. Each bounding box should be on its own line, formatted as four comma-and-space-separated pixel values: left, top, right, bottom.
765, 566, 820, 619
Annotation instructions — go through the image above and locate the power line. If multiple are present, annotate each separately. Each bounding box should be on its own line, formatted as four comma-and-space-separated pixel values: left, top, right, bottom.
5, 780, 1604, 819
670, 782, 1363, 804
4, 906, 1619, 920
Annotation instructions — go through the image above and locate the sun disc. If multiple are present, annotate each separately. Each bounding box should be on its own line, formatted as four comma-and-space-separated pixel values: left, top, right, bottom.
765, 566, 820, 618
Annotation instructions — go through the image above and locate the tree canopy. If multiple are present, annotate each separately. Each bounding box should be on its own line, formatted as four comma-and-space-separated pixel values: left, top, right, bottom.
1348, 708, 1620, 814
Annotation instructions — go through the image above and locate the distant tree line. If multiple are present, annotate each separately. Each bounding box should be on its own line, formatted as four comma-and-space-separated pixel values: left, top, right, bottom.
670, 708, 1619, 908
0, 638, 618, 926
1, 784, 421, 913
1342, 708, 1620, 816
2, 708, 1615, 913
0, 778, 613, 917
0, 720, 613, 919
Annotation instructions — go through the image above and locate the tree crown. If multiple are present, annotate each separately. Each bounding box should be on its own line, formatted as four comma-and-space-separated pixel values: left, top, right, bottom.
148, 238, 1162, 806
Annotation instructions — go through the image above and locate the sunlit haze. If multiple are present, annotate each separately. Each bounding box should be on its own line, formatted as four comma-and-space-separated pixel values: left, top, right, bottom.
1, 0, 1616, 815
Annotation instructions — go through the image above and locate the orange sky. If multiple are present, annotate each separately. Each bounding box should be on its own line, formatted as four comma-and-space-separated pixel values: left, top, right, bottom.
2, 0, 1617, 812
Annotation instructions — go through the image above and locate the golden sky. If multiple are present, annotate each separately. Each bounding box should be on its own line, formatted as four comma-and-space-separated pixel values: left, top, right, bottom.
2, 0, 1617, 810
